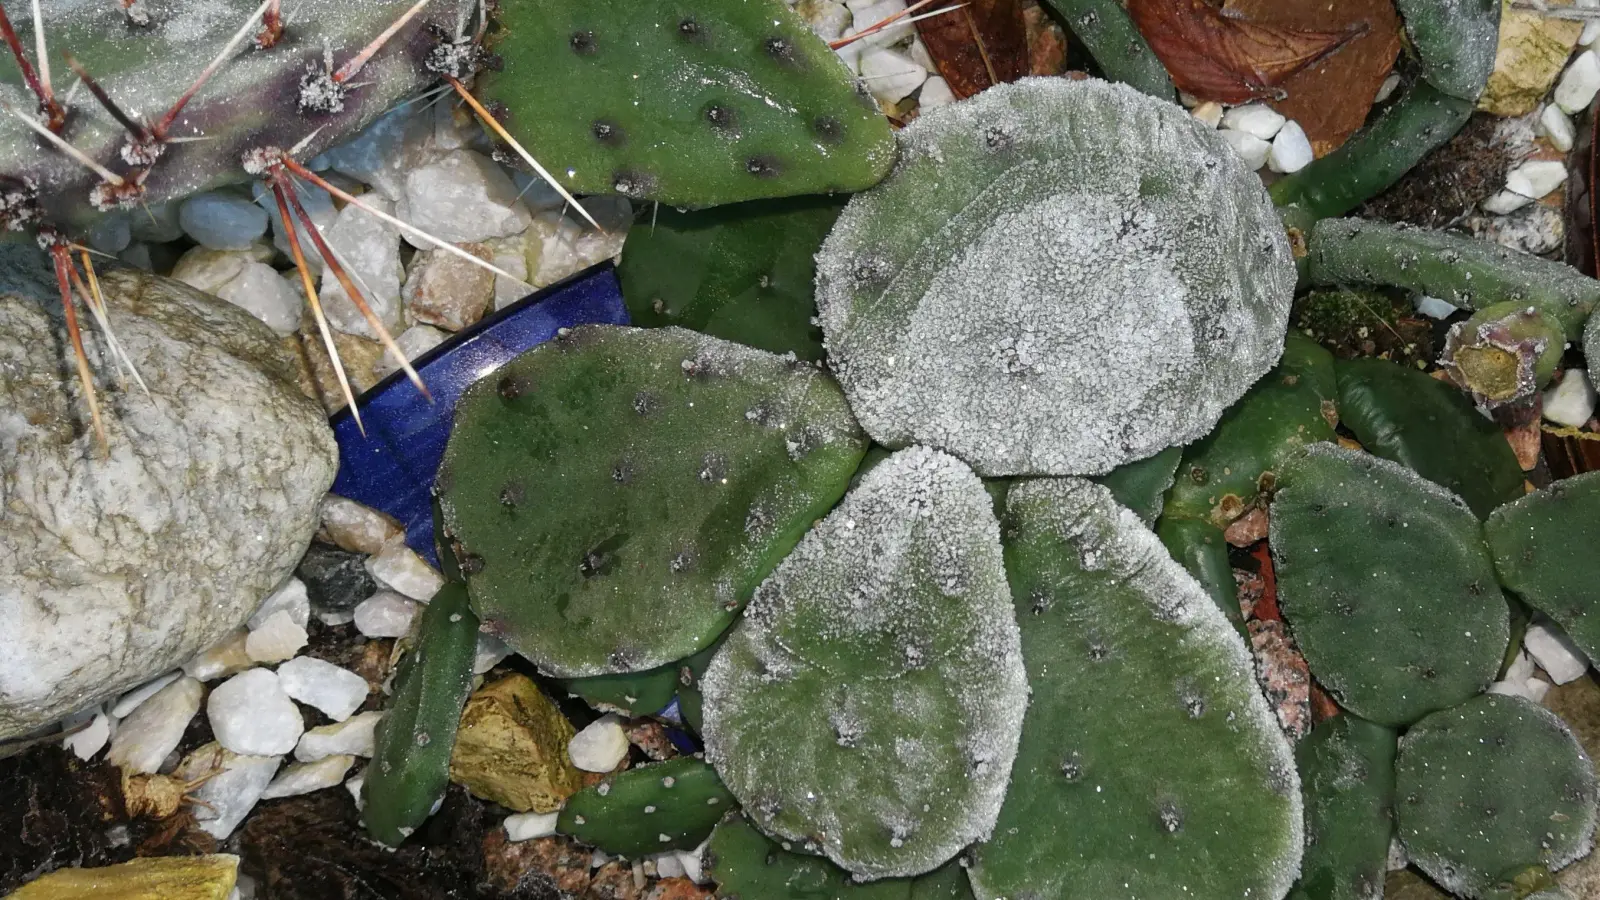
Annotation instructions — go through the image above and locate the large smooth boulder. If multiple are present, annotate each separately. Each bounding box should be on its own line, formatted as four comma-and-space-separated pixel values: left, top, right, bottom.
0, 244, 337, 738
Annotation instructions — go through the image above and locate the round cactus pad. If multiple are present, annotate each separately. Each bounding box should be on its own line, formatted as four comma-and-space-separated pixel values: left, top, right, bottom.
814, 77, 1295, 476
436, 325, 867, 677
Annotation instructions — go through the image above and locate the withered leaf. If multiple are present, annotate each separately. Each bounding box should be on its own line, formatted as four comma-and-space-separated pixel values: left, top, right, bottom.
1127, 0, 1368, 105
913, 0, 1030, 100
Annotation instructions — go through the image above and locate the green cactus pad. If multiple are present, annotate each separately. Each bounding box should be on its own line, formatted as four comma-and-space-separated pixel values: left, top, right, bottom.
0, 0, 471, 228
813, 76, 1295, 477
1164, 332, 1339, 528
1393, 0, 1500, 101
1288, 715, 1399, 900
1091, 445, 1181, 525
437, 325, 867, 678
477, 0, 896, 208
1155, 517, 1245, 630
556, 757, 735, 857
705, 814, 914, 899
617, 195, 846, 361
1335, 357, 1525, 519
562, 664, 680, 718
702, 447, 1027, 879
908, 861, 974, 899
1486, 472, 1600, 661
969, 478, 1301, 899
1270, 445, 1508, 726
1396, 694, 1599, 899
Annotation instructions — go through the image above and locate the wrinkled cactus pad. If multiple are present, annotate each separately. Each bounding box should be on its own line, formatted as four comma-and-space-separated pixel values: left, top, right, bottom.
970, 478, 1301, 899
479, 0, 896, 208
702, 447, 1027, 880
814, 76, 1295, 477
705, 814, 913, 899
1270, 445, 1508, 726
1396, 694, 1598, 899
557, 757, 735, 857
1288, 715, 1399, 900
617, 195, 845, 361
437, 325, 867, 677
1486, 472, 1600, 661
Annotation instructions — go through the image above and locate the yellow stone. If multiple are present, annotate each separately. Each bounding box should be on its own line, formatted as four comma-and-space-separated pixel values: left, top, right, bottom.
8, 854, 239, 899
448, 672, 582, 812
1478, 0, 1583, 117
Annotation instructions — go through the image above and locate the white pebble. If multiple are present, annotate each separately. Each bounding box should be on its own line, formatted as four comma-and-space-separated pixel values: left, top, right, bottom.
319, 494, 404, 556
1220, 102, 1286, 140
1544, 369, 1597, 427
474, 633, 513, 675
678, 838, 710, 884
106, 676, 203, 774
1555, 50, 1600, 114
110, 670, 181, 718
1267, 121, 1314, 174
245, 610, 309, 664
345, 772, 366, 811
503, 810, 561, 842
177, 743, 282, 840
800, 0, 851, 42
1525, 620, 1591, 684
859, 47, 928, 104
183, 628, 255, 682
1482, 189, 1534, 216
850, 0, 912, 44
208, 668, 305, 757
179, 191, 269, 250
1540, 104, 1576, 153
1525, 677, 1553, 703
316, 608, 356, 628
1505, 159, 1567, 203
1375, 73, 1401, 103
217, 262, 304, 336
653, 852, 686, 879
366, 536, 444, 601
354, 591, 420, 638
1218, 129, 1271, 170
249, 577, 311, 631
567, 713, 629, 773
1414, 295, 1460, 320
260, 754, 355, 800
918, 76, 957, 111
396, 149, 534, 248
1190, 101, 1223, 129
318, 195, 405, 340
276, 656, 370, 722
296, 711, 384, 762
1488, 678, 1546, 702
1505, 649, 1537, 684
62, 706, 112, 761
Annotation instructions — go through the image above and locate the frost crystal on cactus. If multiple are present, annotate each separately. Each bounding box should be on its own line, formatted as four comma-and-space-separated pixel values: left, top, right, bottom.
814, 76, 1295, 477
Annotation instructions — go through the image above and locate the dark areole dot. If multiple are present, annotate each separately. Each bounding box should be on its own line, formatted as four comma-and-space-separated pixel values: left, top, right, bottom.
763, 36, 797, 65
678, 17, 702, 40
705, 103, 737, 132
746, 155, 783, 178
591, 119, 624, 147
570, 30, 598, 54
812, 115, 843, 144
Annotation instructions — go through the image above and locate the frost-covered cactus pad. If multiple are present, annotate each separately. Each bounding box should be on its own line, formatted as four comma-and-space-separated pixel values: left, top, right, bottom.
1395, 694, 1598, 899
814, 77, 1295, 477
479, 0, 896, 208
701, 447, 1026, 880
1270, 445, 1508, 726
436, 326, 867, 677
969, 478, 1300, 899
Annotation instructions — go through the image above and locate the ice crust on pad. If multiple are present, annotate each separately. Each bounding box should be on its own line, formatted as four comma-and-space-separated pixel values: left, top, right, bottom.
701, 446, 1027, 880
969, 478, 1302, 899
814, 76, 1295, 477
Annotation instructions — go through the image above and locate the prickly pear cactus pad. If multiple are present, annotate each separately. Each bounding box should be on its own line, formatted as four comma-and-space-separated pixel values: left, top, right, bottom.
0, 0, 471, 227
969, 478, 1301, 900
556, 757, 735, 857
1269, 445, 1509, 726
1395, 694, 1599, 899
1485, 472, 1600, 661
477, 0, 896, 208
701, 447, 1027, 880
813, 76, 1295, 477
436, 325, 867, 678
705, 814, 914, 899
1289, 715, 1399, 900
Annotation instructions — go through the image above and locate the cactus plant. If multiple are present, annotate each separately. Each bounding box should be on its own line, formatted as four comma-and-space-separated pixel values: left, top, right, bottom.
705, 813, 914, 899
436, 325, 867, 678
476, 0, 896, 208
1395, 694, 1599, 899
362, 578, 479, 845
1269, 445, 1508, 726
970, 478, 1301, 900
1485, 472, 1600, 661
617, 195, 845, 361
556, 757, 736, 857
1334, 357, 1525, 518
1091, 445, 1181, 525
1038, 0, 1175, 100
908, 861, 974, 900
702, 447, 1027, 880
1288, 715, 1399, 900
813, 76, 1295, 477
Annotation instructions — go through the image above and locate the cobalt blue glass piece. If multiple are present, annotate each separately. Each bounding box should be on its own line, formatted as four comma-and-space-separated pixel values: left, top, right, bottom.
329, 263, 629, 567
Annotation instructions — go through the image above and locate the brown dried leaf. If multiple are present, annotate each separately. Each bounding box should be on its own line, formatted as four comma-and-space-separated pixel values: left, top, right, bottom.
913, 0, 1030, 100
1127, 0, 1367, 104
1224, 0, 1402, 156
